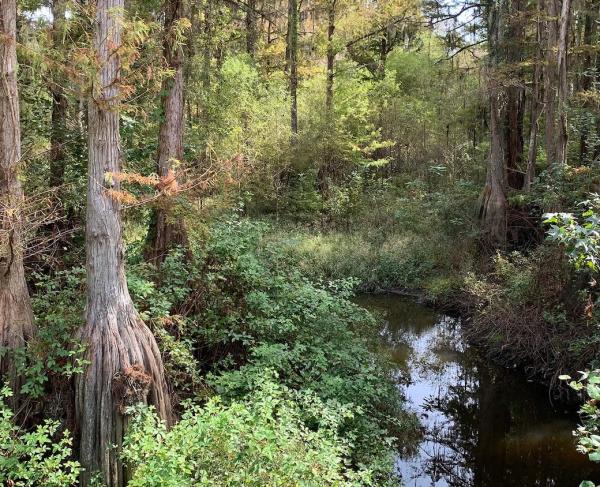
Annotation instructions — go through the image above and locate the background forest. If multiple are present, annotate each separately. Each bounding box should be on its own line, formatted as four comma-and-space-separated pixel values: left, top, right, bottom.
0, 0, 600, 484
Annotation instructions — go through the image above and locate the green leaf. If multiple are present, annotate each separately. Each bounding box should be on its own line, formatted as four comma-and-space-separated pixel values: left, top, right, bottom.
587, 383, 600, 400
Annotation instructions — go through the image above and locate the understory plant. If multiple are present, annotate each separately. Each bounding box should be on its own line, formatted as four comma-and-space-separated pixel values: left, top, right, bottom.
550, 196, 600, 486
124, 216, 416, 481
0, 387, 80, 486
123, 375, 372, 486
561, 372, 600, 487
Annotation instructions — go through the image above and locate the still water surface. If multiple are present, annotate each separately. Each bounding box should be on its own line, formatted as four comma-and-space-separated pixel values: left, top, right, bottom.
355, 294, 600, 487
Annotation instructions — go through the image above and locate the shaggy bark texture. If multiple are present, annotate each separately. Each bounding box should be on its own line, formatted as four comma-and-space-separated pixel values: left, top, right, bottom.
76, 2, 171, 485
149, 0, 187, 264
481, 0, 507, 245
0, 0, 35, 393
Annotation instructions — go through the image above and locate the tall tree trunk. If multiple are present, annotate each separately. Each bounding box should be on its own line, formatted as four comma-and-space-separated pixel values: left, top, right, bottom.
76, 2, 171, 485
544, 0, 559, 169
149, 0, 187, 264
50, 0, 68, 188
578, 2, 594, 163
201, 0, 213, 130
481, 0, 507, 245
325, 0, 335, 113
556, 0, 571, 167
482, 88, 508, 245
524, 7, 542, 191
246, 0, 258, 59
287, 0, 298, 138
318, 0, 336, 194
0, 0, 35, 395
505, 0, 525, 189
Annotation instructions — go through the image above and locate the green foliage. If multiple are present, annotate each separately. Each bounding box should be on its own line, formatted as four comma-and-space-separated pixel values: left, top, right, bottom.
123, 375, 372, 486
129, 217, 415, 480
545, 195, 600, 273
2, 268, 89, 399
561, 372, 600, 487
0, 387, 80, 486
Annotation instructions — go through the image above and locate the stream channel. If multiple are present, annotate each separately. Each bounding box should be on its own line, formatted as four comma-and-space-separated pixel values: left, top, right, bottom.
355, 294, 600, 487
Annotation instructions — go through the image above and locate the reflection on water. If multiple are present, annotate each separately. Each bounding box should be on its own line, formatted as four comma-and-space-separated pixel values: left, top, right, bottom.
355, 295, 600, 487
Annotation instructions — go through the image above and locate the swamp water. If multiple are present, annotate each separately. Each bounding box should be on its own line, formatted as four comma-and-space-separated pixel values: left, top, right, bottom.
355, 294, 600, 487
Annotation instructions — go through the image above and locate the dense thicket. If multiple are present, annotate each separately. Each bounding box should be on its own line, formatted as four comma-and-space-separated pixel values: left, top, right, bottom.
0, 0, 599, 484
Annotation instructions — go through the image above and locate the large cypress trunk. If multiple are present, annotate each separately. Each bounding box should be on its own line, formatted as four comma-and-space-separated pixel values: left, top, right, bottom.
149, 0, 187, 264
0, 0, 35, 392
481, 88, 508, 245
76, 2, 171, 485
480, 0, 507, 245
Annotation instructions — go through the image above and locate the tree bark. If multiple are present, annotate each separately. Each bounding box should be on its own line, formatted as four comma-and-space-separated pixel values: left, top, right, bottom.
556, 0, 571, 167
0, 0, 35, 394
504, 0, 524, 189
50, 0, 68, 188
578, 2, 594, 163
287, 0, 298, 138
246, 0, 258, 59
149, 0, 187, 264
482, 87, 508, 245
325, 0, 335, 113
76, 2, 171, 485
481, 0, 507, 245
544, 0, 559, 169
524, 9, 542, 190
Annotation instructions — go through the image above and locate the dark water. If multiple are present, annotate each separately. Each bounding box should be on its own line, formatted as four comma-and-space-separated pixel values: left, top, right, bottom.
355, 294, 600, 487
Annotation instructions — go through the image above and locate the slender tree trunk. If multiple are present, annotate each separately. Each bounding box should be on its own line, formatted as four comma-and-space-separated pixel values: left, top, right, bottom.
50, 0, 68, 188
318, 0, 336, 194
556, 0, 571, 167
287, 0, 298, 138
579, 3, 593, 163
377, 33, 388, 79
505, 0, 525, 189
201, 0, 213, 130
183, 0, 199, 125
524, 10, 542, 190
149, 0, 187, 264
505, 87, 524, 188
0, 0, 35, 394
246, 0, 258, 59
325, 0, 335, 113
76, 2, 171, 485
544, 0, 559, 168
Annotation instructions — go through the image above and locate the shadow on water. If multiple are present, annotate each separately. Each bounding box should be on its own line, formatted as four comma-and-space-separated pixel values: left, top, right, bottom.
354, 294, 600, 487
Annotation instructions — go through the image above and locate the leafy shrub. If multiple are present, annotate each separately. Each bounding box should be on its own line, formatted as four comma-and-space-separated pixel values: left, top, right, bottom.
561, 371, 600, 487
0, 387, 80, 486
132, 217, 416, 479
4, 268, 89, 399
545, 195, 600, 273
123, 376, 372, 487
